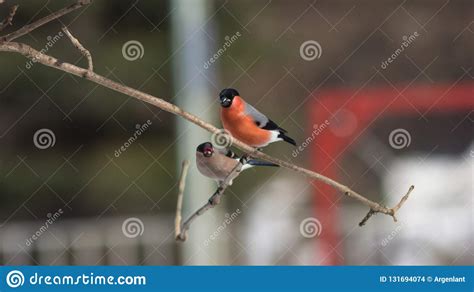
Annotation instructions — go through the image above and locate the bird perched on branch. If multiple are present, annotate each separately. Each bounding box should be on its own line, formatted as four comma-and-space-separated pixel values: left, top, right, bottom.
219, 88, 296, 148
196, 142, 278, 185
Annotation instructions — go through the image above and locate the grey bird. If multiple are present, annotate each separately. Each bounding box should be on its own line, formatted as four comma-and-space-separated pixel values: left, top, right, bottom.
196, 142, 279, 185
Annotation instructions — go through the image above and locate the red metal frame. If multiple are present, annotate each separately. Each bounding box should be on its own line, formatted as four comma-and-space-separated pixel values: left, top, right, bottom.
310, 83, 474, 265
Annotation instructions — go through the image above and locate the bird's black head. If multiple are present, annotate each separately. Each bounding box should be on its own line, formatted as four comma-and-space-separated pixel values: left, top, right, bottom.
196, 142, 214, 157
219, 88, 239, 108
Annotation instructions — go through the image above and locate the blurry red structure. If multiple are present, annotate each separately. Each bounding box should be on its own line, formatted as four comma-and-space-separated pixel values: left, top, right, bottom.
310, 83, 474, 265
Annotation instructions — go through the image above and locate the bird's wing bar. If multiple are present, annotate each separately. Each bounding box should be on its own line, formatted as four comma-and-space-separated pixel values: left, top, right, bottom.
226, 149, 238, 158
244, 102, 288, 132
261, 119, 288, 133
218, 148, 238, 158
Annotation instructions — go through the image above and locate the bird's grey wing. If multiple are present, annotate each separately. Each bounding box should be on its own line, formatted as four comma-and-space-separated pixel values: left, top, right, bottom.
244, 101, 288, 133
244, 102, 269, 128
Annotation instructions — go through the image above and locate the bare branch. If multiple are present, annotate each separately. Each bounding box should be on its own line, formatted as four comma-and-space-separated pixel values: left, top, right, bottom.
359, 185, 414, 226
0, 0, 415, 231
358, 209, 377, 227
61, 25, 93, 71
176, 155, 249, 241
175, 160, 190, 240
0, 0, 91, 42
0, 4, 18, 32
391, 185, 414, 215
0, 41, 414, 226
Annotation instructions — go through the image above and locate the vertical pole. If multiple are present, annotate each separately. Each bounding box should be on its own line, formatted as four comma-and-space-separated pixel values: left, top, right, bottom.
171, 0, 226, 264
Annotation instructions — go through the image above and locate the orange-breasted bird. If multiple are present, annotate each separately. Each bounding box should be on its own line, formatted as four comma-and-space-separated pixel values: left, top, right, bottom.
196, 142, 278, 185
219, 88, 296, 148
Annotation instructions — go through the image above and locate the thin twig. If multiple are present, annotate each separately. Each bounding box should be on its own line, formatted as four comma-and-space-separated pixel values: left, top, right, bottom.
61, 25, 93, 71
391, 185, 414, 214
175, 160, 190, 240
0, 1, 414, 231
0, 5, 18, 32
176, 155, 249, 241
359, 185, 414, 226
358, 209, 377, 227
0, 0, 91, 42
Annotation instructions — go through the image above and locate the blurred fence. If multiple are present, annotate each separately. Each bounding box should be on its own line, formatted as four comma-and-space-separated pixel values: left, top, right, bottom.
0, 215, 175, 265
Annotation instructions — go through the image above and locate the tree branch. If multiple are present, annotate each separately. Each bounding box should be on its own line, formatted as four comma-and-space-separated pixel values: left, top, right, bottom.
176, 155, 249, 241
0, 4, 18, 32
175, 160, 190, 240
0, 2, 415, 232
358, 185, 414, 226
61, 25, 93, 71
0, 0, 91, 42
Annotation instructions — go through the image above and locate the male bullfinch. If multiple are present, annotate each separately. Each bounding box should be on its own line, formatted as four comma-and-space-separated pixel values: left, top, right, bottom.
196, 142, 278, 185
219, 88, 296, 148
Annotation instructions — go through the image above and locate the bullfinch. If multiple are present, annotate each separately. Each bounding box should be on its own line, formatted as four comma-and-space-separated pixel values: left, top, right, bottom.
219, 88, 296, 148
196, 142, 278, 185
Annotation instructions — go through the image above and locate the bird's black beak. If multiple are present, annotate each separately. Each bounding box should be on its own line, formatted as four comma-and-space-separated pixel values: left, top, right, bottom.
220, 96, 232, 108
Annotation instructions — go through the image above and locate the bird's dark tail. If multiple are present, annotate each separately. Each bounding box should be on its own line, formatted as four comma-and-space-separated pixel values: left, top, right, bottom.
278, 132, 297, 146
247, 160, 279, 167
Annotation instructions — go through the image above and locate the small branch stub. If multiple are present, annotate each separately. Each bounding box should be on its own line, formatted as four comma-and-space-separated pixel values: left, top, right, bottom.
62, 25, 93, 72
0, 4, 18, 32
1, 0, 92, 42
359, 185, 415, 226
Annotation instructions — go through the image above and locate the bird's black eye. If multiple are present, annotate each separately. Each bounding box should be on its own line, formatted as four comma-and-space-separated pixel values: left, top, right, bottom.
203, 146, 213, 157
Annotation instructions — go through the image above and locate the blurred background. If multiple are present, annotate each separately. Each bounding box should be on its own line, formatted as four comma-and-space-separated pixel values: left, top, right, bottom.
0, 0, 472, 265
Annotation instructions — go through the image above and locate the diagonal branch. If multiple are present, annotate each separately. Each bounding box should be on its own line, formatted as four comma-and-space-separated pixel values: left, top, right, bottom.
0, 0, 91, 42
0, 1, 414, 231
0, 4, 18, 32
175, 155, 249, 241
61, 25, 93, 71
0, 41, 414, 227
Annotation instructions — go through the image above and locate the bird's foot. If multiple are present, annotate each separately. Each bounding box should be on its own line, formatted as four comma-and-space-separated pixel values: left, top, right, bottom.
209, 195, 221, 206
